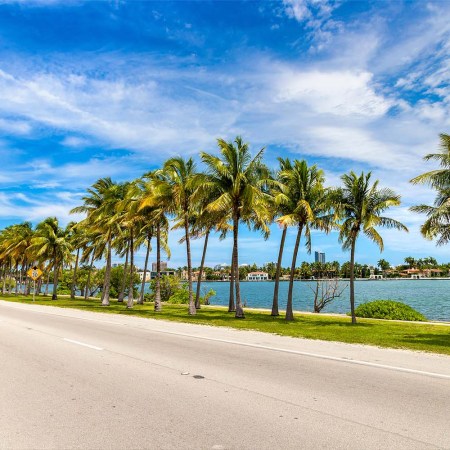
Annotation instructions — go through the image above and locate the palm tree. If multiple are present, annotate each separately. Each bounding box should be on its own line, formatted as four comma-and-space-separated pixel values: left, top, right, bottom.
71, 178, 124, 306
67, 221, 87, 299
332, 171, 408, 323
146, 158, 199, 315
31, 217, 72, 300
190, 187, 230, 309
1, 222, 35, 295
270, 157, 293, 316
277, 160, 331, 321
139, 173, 170, 312
410, 134, 450, 246
200, 136, 271, 318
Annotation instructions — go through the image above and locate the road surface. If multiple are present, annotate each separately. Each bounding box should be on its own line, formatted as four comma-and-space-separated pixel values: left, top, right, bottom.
0, 300, 449, 449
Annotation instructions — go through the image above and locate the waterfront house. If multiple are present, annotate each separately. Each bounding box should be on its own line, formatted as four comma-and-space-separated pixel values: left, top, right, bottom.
246, 271, 269, 281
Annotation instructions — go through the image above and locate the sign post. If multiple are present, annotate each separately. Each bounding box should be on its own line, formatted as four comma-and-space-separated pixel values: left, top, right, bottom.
27, 267, 43, 302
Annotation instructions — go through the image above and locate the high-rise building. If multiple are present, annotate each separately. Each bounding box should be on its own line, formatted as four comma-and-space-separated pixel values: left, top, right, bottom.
152, 261, 167, 272
314, 251, 325, 264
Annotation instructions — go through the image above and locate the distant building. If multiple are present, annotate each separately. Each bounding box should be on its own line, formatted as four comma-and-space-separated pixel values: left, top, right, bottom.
152, 261, 167, 272
214, 263, 228, 271
181, 270, 206, 281
315, 251, 325, 264
246, 271, 269, 281
138, 270, 175, 281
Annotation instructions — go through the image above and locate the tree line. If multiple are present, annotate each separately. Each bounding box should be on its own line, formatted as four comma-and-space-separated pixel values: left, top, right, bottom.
0, 134, 448, 323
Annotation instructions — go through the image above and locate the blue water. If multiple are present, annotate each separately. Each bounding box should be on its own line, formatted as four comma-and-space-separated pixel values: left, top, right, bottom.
39, 279, 450, 321
188, 280, 450, 322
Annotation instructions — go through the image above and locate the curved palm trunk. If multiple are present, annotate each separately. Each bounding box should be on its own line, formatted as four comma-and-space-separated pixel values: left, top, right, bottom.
138, 234, 151, 304
349, 236, 357, 324
71, 248, 80, 299
228, 247, 236, 312
286, 224, 303, 321
102, 239, 112, 306
184, 215, 196, 316
118, 247, 129, 303
233, 213, 244, 319
195, 229, 210, 309
127, 231, 135, 309
154, 223, 162, 312
85, 250, 96, 300
272, 225, 287, 316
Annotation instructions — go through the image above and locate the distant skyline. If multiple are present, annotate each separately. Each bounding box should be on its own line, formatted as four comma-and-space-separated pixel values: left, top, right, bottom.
0, 1, 449, 267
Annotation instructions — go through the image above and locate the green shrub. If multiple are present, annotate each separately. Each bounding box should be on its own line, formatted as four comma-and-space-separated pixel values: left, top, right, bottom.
168, 289, 190, 304
353, 300, 427, 321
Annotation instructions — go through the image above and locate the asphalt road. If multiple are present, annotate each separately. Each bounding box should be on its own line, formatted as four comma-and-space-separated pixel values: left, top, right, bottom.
0, 300, 449, 450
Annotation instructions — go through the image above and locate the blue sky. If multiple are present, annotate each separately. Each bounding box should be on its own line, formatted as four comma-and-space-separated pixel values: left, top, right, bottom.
0, 0, 449, 268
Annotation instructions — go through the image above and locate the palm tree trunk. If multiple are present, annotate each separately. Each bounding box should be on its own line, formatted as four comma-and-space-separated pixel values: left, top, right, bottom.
233, 212, 244, 319
286, 224, 303, 321
19, 263, 24, 295
195, 229, 210, 309
272, 225, 287, 316
102, 239, 112, 306
127, 231, 135, 309
228, 247, 235, 312
52, 260, 59, 300
71, 248, 80, 299
85, 250, 95, 300
118, 247, 129, 303
14, 263, 19, 295
138, 234, 151, 304
1, 264, 6, 295
184, 214, 196, 315
44, 269, 50, 296
25, 263, 32, 295
349, 236, 357, 324
154, 223, 162, 312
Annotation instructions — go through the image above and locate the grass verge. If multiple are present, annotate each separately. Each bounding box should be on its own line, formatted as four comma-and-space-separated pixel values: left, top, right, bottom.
1, 294, 449, 356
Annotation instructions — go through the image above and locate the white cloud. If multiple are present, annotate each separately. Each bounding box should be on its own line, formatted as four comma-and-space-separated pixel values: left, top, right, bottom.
274, 70, 391, 117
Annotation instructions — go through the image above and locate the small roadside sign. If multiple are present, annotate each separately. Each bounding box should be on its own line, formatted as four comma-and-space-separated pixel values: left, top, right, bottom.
27, 267, 43, 281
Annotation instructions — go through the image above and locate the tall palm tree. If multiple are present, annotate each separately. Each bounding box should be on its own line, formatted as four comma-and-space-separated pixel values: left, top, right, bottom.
139, 174, 170, 312
145, 158, 199, 315
332, 171, 408, 323
71, 178, 124, 306
200, 136, 271, 318
277, 160, 330, 321
270, 157, 293, 316
31, 217, 72, 300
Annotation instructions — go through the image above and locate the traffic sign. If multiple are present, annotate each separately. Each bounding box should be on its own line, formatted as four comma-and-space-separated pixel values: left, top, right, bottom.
27, 267, 43, 281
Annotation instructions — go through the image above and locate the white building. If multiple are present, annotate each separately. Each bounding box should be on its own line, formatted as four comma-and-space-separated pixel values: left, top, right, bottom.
246, 271, 269, 281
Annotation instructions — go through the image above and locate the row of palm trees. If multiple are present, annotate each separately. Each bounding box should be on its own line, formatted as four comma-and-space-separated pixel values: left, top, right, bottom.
1, 134, 448, 323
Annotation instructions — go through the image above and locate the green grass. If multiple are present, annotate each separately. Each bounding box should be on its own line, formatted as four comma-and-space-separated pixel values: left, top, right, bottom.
2, 294, 450, 355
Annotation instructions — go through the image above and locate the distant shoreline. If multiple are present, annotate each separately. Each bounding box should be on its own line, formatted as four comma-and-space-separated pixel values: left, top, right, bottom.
203, 277, 450, 282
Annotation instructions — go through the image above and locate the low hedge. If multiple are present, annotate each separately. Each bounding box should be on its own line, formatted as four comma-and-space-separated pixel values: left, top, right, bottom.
353, 300, 427, 321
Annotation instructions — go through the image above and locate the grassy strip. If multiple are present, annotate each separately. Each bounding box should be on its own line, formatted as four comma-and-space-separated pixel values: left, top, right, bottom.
2, 294, 449, 355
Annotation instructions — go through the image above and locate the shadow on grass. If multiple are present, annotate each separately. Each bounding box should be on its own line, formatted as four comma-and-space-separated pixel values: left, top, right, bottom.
398, 334, 450, 349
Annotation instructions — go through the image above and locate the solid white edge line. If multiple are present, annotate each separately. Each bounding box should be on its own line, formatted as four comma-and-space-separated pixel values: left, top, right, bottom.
2, 302, 448, 379
152, 330, 450, 381
63, 338, 103, 351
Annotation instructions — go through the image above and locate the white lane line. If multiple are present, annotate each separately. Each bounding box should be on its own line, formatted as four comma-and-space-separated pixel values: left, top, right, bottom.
63, 338, 103, 351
